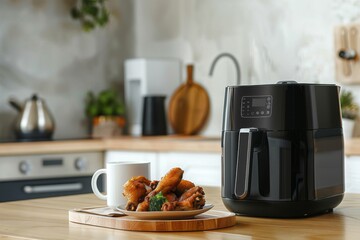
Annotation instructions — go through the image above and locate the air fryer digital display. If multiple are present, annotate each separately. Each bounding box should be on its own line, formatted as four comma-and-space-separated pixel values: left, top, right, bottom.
241, 95, 272, 118
252, 98, 267, 107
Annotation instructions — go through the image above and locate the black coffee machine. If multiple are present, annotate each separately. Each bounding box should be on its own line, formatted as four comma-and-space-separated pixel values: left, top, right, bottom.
221, 81, 344, 218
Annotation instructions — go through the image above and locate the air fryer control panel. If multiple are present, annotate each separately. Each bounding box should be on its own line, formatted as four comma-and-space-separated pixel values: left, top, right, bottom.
241, 95, 272, 118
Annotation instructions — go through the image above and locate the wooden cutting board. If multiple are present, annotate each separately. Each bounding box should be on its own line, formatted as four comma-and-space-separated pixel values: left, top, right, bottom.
168, 65, 210, 135
69, 210, 236, 232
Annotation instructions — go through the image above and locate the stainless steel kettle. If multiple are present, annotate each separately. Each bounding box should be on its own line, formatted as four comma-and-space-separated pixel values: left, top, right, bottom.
9, 94, 55, 140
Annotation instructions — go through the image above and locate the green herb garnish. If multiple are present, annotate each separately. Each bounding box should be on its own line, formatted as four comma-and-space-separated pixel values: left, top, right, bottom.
149, 192, 167, 211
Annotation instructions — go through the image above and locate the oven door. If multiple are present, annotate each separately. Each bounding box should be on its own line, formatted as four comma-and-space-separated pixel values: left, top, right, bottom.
0, 176, 103, 202
0, 152, 104, 202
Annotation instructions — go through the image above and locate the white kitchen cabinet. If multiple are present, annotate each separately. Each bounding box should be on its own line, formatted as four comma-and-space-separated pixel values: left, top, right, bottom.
157, 152, 221, 187
105, 150, 360, 191
104, 151, 159, 179
105, 151, 221, 187
345, 156, 360, 193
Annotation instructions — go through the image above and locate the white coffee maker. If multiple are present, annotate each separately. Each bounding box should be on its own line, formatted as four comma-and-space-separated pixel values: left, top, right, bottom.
124, 58, 181, 136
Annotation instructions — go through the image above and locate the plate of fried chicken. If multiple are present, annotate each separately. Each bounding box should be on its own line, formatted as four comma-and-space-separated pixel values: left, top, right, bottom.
118, 167, 212, 220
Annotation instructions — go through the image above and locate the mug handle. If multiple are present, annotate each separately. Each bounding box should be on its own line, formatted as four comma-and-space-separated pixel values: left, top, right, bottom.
91, 169, 107, 200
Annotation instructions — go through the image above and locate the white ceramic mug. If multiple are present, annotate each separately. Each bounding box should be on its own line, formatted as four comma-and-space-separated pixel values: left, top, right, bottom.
91, 161, 150, 209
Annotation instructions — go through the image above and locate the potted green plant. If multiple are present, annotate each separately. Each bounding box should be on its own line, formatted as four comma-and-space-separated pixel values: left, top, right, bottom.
71, 0, 110, 32
85, 89, 125, 138
340, 90, 359, 139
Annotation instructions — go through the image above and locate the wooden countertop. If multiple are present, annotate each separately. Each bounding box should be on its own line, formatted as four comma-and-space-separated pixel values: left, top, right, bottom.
345, 138, 360, 156
0, 187, 359, 239
0, 136, 221, 156
0, 136, 359, 156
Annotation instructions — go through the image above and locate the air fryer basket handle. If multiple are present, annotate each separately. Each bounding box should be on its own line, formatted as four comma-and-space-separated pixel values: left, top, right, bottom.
234, 128, 258, 199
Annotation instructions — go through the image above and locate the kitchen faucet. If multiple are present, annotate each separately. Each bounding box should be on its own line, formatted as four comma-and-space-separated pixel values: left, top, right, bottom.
209, 53, 241, 85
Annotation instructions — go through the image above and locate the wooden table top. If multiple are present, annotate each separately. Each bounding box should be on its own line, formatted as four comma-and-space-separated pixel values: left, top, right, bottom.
0, 187, 359, 239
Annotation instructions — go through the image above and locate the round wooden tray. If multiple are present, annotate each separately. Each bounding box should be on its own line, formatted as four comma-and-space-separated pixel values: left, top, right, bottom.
69, 209, 236, 232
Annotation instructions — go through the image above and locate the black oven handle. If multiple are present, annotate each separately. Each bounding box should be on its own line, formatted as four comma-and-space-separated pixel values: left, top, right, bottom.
23, 183, 83, 194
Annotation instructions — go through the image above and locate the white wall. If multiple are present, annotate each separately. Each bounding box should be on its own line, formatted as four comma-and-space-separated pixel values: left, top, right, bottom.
1, 0, 360, 139
0, 0, 134, 140
131, 0, 360, 137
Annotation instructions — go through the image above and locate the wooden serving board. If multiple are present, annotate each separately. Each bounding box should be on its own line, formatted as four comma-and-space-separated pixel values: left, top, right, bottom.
69, 210, 236, 232
168, 64, 210, 135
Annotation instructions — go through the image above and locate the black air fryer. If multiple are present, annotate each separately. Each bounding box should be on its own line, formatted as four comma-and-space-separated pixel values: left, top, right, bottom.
221, 81, 344, 218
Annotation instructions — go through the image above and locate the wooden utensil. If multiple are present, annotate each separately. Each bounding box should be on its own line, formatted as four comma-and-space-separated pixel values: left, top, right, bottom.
69, 209, 236, 232
168, 64, 210, 135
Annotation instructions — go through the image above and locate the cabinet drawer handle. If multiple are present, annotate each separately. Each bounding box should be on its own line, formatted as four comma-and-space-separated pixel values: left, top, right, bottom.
23, 183, 83, 194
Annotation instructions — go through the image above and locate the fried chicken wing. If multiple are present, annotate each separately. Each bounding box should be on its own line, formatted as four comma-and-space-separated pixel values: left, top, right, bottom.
162, 186, 206, 211
122, 176, 151, 211
161, 201, 177, 211
163, 192, 177, 202
123, 167, 204, 212
153, 167, 184, 194
176, 189, 205, 210
178, 186, 205, 210
136, 198, 150, 211
175, 179, 195, 196
178, 186, 204, 202
150, 180, 159, 190
135, 167, 184, 211
136, 191, 177, 212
